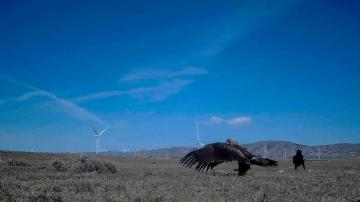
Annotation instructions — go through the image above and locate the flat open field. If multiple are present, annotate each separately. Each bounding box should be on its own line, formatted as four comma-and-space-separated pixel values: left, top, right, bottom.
0, 151, 359, 202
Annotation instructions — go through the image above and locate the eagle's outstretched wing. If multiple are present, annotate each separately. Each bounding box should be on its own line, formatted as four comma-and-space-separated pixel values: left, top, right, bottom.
179, 143, 249, 172
227, 143, 258, 159
250, 157, 278, 167
224, 139, 278, 167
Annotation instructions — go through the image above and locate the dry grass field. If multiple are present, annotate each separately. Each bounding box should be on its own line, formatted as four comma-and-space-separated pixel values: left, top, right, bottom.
0, 151, 359, 202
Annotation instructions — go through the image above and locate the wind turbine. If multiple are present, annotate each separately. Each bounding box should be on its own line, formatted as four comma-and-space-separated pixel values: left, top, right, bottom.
134, 149, 141, 157
195, 122, 204, 149
263, 144, 269, 158
282, 148, 287, 160
317, 147, 321, 160
92, 126, 109, 154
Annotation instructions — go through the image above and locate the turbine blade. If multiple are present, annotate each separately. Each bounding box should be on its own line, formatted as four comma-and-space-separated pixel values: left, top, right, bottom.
99, 127, 110, 136
92, 126, 99, 135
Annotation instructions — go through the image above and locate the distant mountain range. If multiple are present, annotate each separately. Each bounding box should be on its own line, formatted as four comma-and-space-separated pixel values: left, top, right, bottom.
100, 141, 360, 159
242, 141, 360, 159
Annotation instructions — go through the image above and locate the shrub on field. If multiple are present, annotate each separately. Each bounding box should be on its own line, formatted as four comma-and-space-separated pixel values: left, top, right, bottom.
74, 155, 117, 174
6, 158, 31, 167
51, 159, 68, 172
103, 161, 117, 173
76, 156, 98, 173
50, 155, 117, 174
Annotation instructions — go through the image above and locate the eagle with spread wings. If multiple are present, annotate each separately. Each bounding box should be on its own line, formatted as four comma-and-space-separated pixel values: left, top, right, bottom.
180, 139, 278, 175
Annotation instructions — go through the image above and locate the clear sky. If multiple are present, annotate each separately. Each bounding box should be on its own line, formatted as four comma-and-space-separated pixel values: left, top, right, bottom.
0, 0, 359, 152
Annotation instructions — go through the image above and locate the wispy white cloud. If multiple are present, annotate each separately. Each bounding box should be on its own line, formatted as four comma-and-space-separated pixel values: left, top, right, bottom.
208, 116, 224, 125
119, 67, 207, 82
17, 91, 48, 101
71, 90, 126, 102
72, 79, 192, 103
200, 30, 236, 56
71, 67, 205, 103
226, 116, 252, 127
0, 74, 107, 126
203, 116, 252, 127
199, 1, 298, 56
50, 97, 106, 126
129, 79, 192, 101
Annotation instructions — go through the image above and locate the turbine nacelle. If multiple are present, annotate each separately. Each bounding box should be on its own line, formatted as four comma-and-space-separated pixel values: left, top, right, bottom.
196, 141, 204, 149
93, 127, 109, 136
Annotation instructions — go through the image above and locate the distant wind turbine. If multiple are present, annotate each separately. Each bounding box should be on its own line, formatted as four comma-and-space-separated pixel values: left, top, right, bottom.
282, 148, 287, 160
317, 147, 321, 160
92, 126, 109, 154
195, 122, 204, 149
303, 149, 318, 159
134, 149, 141, 157
264, 144, 269, 158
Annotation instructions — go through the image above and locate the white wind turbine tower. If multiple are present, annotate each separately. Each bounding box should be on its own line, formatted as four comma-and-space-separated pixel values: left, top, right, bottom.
92, 126, 109, 154
195, 122, 204, 149
263, 144, 269, 158
317, 146, 321, 160
282, 148, 287, 160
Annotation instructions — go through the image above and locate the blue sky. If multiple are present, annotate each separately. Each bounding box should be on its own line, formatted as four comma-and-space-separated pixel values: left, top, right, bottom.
0, 0, 359, 152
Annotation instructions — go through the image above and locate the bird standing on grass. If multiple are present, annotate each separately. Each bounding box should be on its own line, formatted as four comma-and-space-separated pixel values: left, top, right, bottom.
293, 150, 306, 170
180, 139, 278, 176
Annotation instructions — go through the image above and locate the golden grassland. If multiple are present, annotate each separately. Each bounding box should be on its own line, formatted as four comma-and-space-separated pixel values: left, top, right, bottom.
0, 151, 359, 202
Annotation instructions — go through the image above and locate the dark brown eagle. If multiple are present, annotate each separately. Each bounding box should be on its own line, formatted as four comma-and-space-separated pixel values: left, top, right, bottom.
180, 139, 278, 175
293, 149, 306, 170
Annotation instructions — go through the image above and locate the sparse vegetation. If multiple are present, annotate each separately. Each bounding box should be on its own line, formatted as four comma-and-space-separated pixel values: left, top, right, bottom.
75, 155, 117, 174
0, 151, 359, 201
51, 155, 117, 174
6, 158, 31, 167
52, 159, 67, 172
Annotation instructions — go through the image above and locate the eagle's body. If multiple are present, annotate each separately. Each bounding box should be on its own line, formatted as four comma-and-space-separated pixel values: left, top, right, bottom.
180, 139, 278, 175
293, 150, 305, 170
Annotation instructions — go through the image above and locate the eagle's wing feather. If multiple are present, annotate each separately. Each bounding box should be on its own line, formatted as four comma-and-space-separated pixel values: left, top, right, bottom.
226, 141, 278, 167
250, 157, 278, 167
230, 144, 258, 159
180, 143, 249, 172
